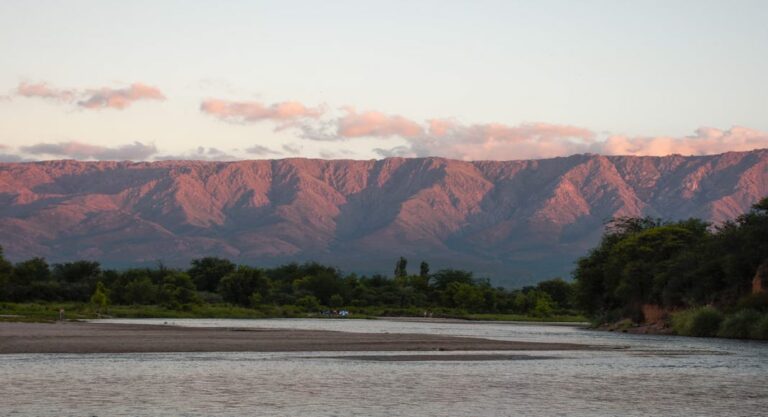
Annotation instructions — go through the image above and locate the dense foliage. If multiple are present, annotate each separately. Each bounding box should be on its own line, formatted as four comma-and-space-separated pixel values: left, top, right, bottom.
573, 197, 768, 339
0, 250, 578, 318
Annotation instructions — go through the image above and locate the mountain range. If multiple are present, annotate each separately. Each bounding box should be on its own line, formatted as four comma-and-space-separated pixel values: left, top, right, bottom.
1, 149, 767, 286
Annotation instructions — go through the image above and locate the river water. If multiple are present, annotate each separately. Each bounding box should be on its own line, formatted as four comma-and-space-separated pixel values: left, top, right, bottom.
2, 318, 767, 416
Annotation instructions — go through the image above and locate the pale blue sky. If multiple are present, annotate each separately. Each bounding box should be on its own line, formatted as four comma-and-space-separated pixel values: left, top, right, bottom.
1, 0, 767, 161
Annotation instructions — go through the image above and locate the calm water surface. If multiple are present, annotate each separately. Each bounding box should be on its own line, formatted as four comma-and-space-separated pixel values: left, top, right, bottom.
2, 318, 767, 416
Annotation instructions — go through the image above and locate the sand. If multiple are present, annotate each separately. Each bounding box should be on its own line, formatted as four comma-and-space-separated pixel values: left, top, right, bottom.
0, 321, 592, 354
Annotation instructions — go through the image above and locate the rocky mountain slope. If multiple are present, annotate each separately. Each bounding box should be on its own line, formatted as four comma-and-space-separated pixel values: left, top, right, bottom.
1, 149, 767, 286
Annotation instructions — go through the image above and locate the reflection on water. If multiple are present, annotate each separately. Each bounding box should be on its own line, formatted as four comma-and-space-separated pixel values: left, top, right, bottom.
2, 318, 767, 416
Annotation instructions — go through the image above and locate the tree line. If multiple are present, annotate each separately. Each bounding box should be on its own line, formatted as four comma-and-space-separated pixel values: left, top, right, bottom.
573, 197, 768, 339
0, 252, 578, 317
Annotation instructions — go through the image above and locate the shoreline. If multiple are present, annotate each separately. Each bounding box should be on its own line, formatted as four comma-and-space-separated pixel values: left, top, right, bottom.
0, 321, 595, 355
380, 316, 590, 326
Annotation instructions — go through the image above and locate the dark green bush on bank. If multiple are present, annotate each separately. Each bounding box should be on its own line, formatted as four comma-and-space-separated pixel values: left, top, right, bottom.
751, 316, 768, 340
672, 308, 768, 340
671, 308, 724, 338
717, 309, 763, 339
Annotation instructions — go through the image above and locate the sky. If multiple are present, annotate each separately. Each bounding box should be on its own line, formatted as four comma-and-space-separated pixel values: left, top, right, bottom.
1, 0, 767, 162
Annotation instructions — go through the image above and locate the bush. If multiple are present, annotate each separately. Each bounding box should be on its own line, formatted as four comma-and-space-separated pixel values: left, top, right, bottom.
328, 294, 344, 308
750, 315, 768, 340
671, 307, 724, 337
671, 309, 695, 335
197, 291, 223, 304
736, 293, 768, 313
297, 295, 321, 312
718, 309, 761, 339
690, 309, 724, 337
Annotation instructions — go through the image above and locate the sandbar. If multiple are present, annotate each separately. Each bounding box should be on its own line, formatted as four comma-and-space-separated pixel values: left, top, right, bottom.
0, 321, 592, 354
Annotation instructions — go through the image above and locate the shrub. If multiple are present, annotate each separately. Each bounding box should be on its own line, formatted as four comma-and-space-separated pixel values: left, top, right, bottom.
671, 307, 723, 337
736, 293, 768, 313
297, 295, 320, 312
671, 309, 695, 335
328, 294, 344, 308
750, 315, 768, 340
249, 292, 263, 308
197, 291, 223, 304
718, 309, 761, 339
687, 308, 723, 337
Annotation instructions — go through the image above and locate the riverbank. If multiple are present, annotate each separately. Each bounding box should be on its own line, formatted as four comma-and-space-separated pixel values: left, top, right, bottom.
595, 308, 768, 340
0, 321, 593, 354
0, 302, 587, 324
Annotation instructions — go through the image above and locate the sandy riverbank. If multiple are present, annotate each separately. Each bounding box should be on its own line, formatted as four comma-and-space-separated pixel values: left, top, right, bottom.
0, 321, 593, 354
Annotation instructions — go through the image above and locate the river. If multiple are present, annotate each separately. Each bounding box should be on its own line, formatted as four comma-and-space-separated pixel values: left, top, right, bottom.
2, 318, 766, 416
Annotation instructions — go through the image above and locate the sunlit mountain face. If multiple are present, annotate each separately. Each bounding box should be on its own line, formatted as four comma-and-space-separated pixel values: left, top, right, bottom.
1, 149, 766, 286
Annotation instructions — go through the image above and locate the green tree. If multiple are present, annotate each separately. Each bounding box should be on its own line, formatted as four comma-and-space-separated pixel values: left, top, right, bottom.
574, 217, 708, 319
123, 276, 158, 305
188, 257, 236, 292
53, 261, 102, 301
715, 197, 768, 303
394, 257, 408, 278
0, 246, 12, 301
440, 281, 483, 310
249, 291, 263, 308
297, 295, 321, 311
419, 261, 430, 278
536, 278, 573, 310
160, 272, 200, 308
219, 266, 269, 307
13, 257, 51, 282
431, 269, 474, 290
53, 261, 101, 283
90, 281, 109, 315
291, 269, 344, 305
531, 291, 554, 317
329, 294, 344, 308
9, 257, 52, 301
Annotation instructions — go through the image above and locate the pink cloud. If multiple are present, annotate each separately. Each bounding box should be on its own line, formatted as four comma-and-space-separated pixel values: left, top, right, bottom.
16, 82, 75, 101
193, 92, 768, 159
427, 118, 459, 137
15, 81, 165, 110
154, 146, 237, 161
337, 108, 424, 138
200, 99, 323, 123
404, 120, 596, 160
599, 127, 768, 156
20, 141, 157, 160
371, 114, 768, 160
78, 83, 165, 110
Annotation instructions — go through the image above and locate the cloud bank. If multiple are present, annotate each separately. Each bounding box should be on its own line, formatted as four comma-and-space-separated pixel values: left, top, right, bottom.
154, 146, 237, 161
0, 145, 26, 162
198, 97, 768, 160
78, 83, 165, 110
5, 90, 767, 161
19, 141, 158, 160
403, 119, 596, 160
245, 145, 282, 156
337, 108, 424, 138
600, 127, 768, 156
17, 82, 75, 102
15, 81, 165, 110
200, 99, 323, 125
